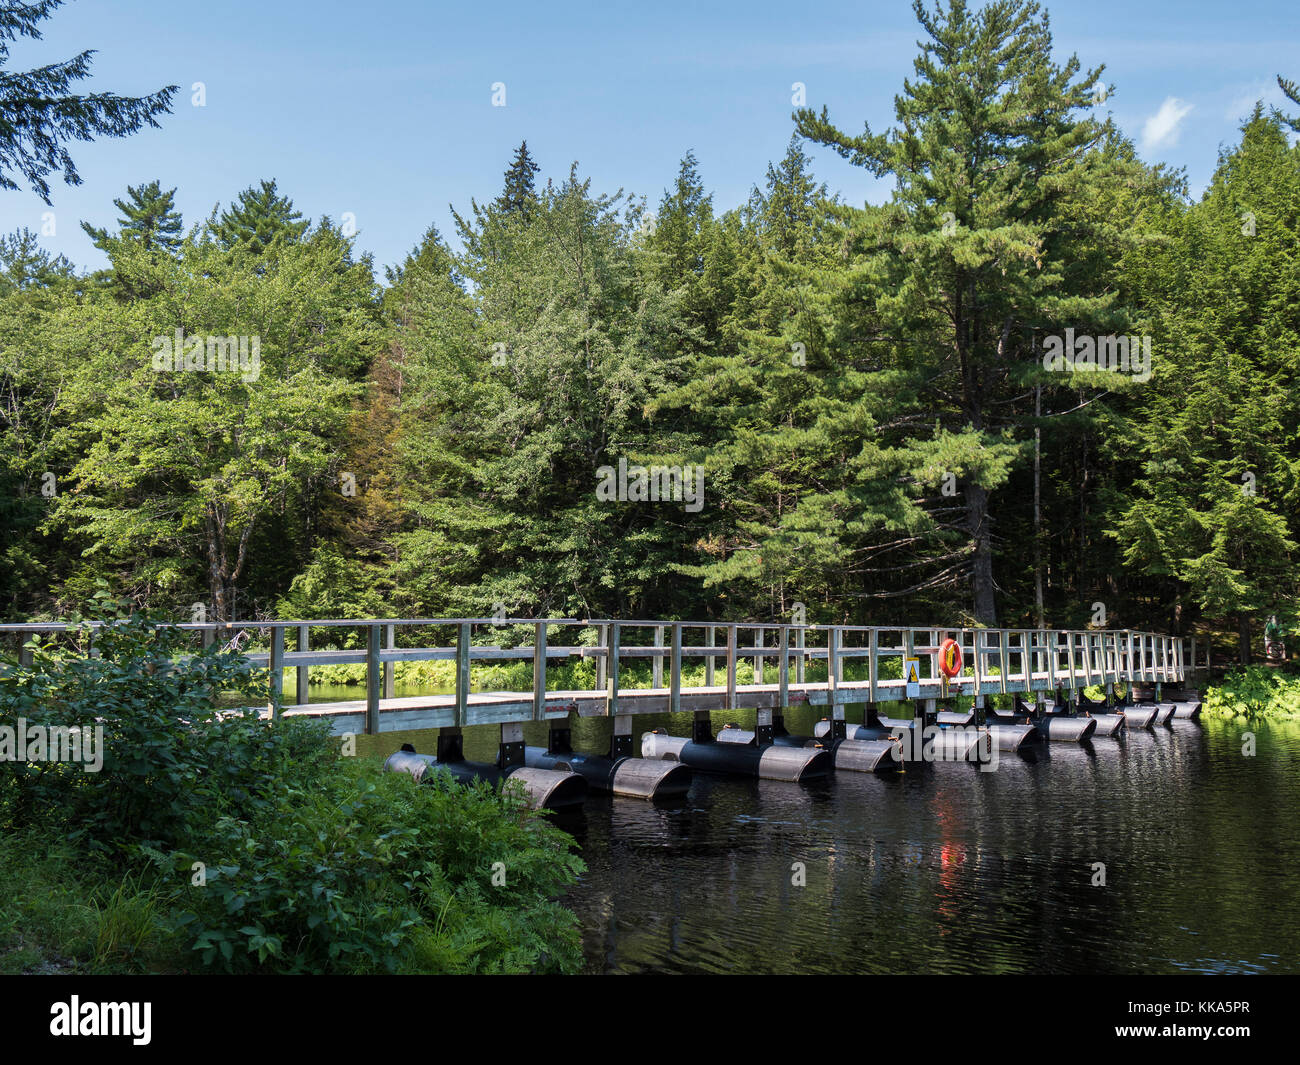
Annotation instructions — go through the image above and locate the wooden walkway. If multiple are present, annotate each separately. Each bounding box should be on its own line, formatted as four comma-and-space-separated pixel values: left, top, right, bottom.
1, 617, 1201, 736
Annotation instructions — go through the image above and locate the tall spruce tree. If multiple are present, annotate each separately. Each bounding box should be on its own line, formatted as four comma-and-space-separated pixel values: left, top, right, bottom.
494, 141, 540, 219
793, 0, 1127, 625
81, 179, 182, 254
213, 179, 308, 255
647, 152, 715, 314
395, 167, 692, 619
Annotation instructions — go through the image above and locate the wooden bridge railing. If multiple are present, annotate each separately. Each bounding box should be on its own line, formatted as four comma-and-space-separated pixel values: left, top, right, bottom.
1, 618, 1188, 734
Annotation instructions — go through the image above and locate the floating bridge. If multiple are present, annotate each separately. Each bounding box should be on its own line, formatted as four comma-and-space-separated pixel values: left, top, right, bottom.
1, 618, 1208, 807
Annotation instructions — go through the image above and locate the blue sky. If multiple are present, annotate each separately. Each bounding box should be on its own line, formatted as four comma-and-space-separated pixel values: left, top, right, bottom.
2, 0, 1297, 273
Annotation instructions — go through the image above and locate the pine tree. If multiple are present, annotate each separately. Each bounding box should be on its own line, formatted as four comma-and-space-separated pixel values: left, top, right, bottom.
81, 179, 183, 253
493, 141, 540, 219
794, 0, 1126, 625
750, 135, 830, 260
648, 151, 714, 297
394, 168, 693, 619
1279, 74, 1300, 132
0, 0, 177, 202
1113, 109, 1300, 660
0, 226, 73, 292
213, 179, 308, 255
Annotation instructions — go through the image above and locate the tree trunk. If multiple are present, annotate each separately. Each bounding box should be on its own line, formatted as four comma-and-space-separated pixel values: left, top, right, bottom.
1033, 384, 1044, 628
966, 482, 997, 625
1238, 614, 1251, 665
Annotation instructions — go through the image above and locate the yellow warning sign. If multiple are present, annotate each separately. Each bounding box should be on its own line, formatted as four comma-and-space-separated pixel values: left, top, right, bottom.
904, 657, 921, 697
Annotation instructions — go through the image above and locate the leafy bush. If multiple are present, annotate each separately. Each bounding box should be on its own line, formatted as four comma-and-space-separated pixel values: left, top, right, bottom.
1205, 666, 1300, 719
165, 759, 584, 973
2, 595, 588, 974
0, 593, 332, 855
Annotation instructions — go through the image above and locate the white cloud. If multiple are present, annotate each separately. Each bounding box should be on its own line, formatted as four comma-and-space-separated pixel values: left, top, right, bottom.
1140, 97, 1194, 153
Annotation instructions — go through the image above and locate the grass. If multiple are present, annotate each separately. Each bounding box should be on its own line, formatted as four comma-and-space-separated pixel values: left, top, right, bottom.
0, 829, 185, 974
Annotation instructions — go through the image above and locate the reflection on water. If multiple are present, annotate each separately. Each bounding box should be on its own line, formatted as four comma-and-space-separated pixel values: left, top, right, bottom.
327, 682, 1300, 974
561, 709, 1300, 974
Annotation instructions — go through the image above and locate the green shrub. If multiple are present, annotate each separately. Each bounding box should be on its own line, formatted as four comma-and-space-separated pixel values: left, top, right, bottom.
1205, 666, 1300, 719
166, 759, 584, 973
0, 594, 333, 856
1, 595, 589, 974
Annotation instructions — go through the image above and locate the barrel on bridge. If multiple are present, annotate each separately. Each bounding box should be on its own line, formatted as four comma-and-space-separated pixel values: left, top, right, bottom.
523, 746, 692, 801
996, 698, 1096, 742
642, 731, 830, 782
986, 723, 1039, 750
1042, 697, 1125, 737
384, 746, 589, 810
717, 723, 898, 773
1034, 714, 1096, 741
813, 718, 992, 762
1122, 704, 1159, 729
1085, 712, 1126, 737
1150, 703, 1178, 725
1155, 688, 1203, 718
1132, 684, 1201, 720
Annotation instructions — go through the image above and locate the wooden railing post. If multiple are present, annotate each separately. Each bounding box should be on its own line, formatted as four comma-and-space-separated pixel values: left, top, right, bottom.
296, 624, 310, 705
997, 630, 1009, 695
827, 626, 840, 701
365, 623, 381, 735
653, 624, 665, 689
606, 622, 621, 715
726, 624, 738, 711
754, 627, 764, 684
532, 621, 547, 721
868, 628, 879, 703
796, 626, 806, 684
383, 623, 396, 700
670, 623, 683, 715
596, 623, 608, 690
778, 625, 789, 708
269, 625, 285, 721
705, 625, 716, 687
455, 622, 471, 728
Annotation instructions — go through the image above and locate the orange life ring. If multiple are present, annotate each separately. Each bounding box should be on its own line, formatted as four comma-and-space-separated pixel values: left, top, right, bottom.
938, 638, 963, 678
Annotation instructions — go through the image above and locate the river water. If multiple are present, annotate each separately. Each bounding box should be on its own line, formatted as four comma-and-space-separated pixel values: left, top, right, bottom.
322, 680, 1299, 974
550, 706, 1300, 974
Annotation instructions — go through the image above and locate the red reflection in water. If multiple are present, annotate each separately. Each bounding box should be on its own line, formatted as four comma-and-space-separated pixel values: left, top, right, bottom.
934, 793, 968, 931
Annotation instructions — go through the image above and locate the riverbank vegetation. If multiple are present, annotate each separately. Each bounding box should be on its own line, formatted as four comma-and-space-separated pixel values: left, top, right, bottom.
1204, 667, 1300, 720
0, 598, 584, 974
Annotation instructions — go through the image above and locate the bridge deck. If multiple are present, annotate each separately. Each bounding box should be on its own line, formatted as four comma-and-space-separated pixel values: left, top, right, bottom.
275, 673, 1099, 735
1, 616, 1196, 735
